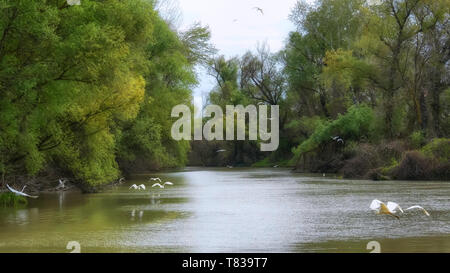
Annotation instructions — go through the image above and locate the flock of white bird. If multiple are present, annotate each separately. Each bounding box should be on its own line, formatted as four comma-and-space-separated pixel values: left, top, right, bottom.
128, 177, 174, 191
4, 179, 431, 221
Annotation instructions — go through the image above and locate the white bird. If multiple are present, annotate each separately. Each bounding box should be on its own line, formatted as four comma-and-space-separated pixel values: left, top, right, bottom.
370, 199, 400, 219
273, 165, 279, 168
56, 179, 66, 190
129, 184, 146, 190
405, 205, 430, 216
118, 177, 125, 184
227, 165, 233, 168
67, 0, 81, 6
149, 177, 162, 183
370, 199, 431, 218
6, 184, 38, 199
253, 7, 264, 15
216, 149, 227, 153
152, 182, 174, 189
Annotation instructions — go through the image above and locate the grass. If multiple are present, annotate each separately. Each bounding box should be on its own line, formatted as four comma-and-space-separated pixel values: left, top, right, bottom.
0, 192, 28, 207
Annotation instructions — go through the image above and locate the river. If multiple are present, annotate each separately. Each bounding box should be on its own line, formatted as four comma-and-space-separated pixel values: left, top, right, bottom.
0, 167, 449, 253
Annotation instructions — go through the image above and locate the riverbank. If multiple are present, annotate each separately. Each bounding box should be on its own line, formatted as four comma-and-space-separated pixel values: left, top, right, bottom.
292, 138, 450, 181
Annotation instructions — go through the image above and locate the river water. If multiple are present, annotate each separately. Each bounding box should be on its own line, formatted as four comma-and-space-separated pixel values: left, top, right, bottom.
0, 167, 449, 253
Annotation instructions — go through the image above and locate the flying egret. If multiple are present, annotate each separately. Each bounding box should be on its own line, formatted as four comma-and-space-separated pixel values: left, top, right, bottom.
370, 200, 431, 218
6, 184, 38, 199
118, 177, 125, 184
273, 165, 279, 168
216, 149, 227, 153
405, 205, 430, 216
149, 177, 162, 183
152, 182, 174, 189
253, 7, 264, 15
129, 184, 146, 190
227, 165, 233, 169
56, 179, 66, 190
370, 199, 400, 219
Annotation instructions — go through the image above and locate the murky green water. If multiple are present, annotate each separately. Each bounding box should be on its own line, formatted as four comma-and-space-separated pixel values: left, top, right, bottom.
0, 168, 449, 253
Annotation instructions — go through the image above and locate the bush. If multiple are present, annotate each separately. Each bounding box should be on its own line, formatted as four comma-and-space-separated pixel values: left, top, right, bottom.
409, 131, 426, 149
422, 138, 450, 163
292, 104, 375, 161
0, 192, 28, 207
391, 151, 449, 180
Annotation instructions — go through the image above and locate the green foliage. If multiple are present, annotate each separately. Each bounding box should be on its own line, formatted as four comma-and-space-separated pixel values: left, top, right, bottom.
0, 0, 210, 186
409, 131, 426, 149
0, 192, 27, 207
422, 138, 450, 163
292, 104, 375, 160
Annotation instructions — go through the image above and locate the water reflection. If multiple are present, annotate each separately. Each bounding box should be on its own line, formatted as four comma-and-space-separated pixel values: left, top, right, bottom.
0, 167, 449, 253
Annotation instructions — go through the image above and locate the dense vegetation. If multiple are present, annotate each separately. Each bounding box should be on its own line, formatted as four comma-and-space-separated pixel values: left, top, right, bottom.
191, 0, 449, 180
0, 0, 213, 188
1, 0, 449, 190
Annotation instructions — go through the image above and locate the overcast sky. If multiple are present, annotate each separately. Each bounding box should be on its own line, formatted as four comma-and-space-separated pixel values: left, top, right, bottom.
172, 0, 308, 104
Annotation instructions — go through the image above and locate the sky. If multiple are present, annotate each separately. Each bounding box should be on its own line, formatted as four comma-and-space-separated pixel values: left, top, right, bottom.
171, 0, 305, 105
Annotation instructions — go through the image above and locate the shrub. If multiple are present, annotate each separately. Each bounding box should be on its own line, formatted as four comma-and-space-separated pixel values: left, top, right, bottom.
0, 192, 28, 207
390, 151, 449, 180
409, 131, 426, 149
422, 138, 450, 163
292, 104, 375, 161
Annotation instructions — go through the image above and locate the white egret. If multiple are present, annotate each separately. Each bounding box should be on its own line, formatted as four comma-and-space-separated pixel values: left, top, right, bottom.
56, 179, 66, 190
227, 165, 233, 169
149, 177, 162, 183
216, 149, 227, 153
370, 199, 431, 218
129, 184, 145, 190
370, 199, 400, 219
273, 165, 279, 168
118, 177, 125, 184
253, 7, 264, 15
152, 182, 174, 189
6, 184, 38, 199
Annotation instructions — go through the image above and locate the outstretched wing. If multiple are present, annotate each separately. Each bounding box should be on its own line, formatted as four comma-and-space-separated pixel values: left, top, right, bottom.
6, 184, 38, 198
370, 199, 382, 211
405, 205, 430, 216
21, 192, 39, 199
152, 183, 163, 188
139, 184, 146, 190
164, 182, 173, 186
129, 184, 138, 189
387, 201, 404, 213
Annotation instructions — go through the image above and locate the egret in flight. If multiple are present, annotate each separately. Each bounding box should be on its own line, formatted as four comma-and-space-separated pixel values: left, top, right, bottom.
370, 199, 430, 219
129, 184, 146, 190
253, 7, 264, 15
152, 182, 174, 189
6, 184, 38, 199
216, 149, 227, 153
149, 177, 162, 183
56, 179, 66, 190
